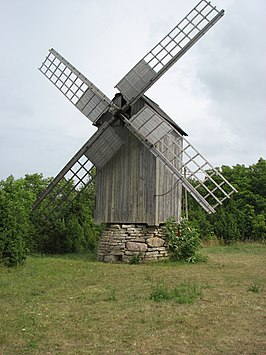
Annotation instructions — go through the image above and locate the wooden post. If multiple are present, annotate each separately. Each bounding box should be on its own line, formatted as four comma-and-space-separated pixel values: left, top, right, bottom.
184, 167, 188, 220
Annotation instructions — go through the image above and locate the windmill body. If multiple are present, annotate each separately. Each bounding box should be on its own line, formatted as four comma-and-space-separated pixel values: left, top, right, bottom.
94, 94, 185, 226
34, 1, 237, 262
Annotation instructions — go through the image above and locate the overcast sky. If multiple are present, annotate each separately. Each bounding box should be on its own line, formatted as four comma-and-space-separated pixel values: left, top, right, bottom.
0, 0, 265, 180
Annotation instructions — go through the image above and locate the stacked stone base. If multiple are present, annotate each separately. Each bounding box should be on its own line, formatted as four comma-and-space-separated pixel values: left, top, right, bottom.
97, 224, 168, 263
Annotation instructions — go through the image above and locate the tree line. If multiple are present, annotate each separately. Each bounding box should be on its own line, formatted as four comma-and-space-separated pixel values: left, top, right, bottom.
187, 158, 266, 244
0, 158, 265, 266
0, 174, 103, 266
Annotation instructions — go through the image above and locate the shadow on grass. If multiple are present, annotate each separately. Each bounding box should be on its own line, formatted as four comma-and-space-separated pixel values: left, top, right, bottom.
30, 250, 97, 262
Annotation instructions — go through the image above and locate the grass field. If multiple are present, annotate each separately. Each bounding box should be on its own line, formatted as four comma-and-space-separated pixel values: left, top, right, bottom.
0, 244, 265, 354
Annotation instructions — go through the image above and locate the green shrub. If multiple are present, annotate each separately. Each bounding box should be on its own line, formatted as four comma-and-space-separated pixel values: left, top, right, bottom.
0, 176, 32, 267
0, 235, 28, 267
129, 253, 143, 264
164, 218, 207, 262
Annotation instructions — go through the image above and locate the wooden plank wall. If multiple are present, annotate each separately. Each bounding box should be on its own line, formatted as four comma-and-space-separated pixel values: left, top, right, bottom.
94, 98, 182, 226
94, 120, 158, 225
156, 131, 182, 224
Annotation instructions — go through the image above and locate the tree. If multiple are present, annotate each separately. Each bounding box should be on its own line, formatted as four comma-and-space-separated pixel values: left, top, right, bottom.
0, 176, 32, 266
187, 158, 266, 243
0, 173, 102, 264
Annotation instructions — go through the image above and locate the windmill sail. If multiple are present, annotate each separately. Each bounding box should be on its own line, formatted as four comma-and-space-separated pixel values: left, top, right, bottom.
33, 151, 95, 216
39, 48, 116, 123
116, 0, 224, 104
33, 122, 123, 214
124, 105, 236, 214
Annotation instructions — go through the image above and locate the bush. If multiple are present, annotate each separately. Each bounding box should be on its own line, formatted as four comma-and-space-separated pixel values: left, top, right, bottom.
0, 233, 28, 267
164, 218, 207, 262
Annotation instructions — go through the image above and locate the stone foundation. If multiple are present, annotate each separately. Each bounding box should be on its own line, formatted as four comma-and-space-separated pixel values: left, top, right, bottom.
97, 224, 168, 263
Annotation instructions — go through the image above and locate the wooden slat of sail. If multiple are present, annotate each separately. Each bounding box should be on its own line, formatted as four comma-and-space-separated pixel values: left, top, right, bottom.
84, 126, 123, 169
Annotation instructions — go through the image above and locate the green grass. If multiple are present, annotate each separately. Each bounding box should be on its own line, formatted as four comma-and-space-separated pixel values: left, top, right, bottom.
205, 242, 266, 254
247, 284, 261, 294
0, 244, 265, 354
150, 282, 202, 304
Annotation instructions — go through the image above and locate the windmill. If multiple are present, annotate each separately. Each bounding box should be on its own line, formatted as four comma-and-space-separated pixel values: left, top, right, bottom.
34, 0, 237, 262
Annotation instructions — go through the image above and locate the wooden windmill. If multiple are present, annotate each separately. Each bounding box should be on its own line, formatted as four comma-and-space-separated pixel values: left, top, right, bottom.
34, 0, 237, 262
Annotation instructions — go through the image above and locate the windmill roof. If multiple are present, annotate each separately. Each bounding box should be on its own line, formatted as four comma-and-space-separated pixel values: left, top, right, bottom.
142, 95, 187, 136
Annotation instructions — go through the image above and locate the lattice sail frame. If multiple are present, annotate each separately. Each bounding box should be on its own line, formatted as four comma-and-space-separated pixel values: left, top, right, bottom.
126, 106, 237, 213
33, 151, 95, 216
116, 0, 224, 103
39, 48, 116, 123
33, 122, 123, 214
